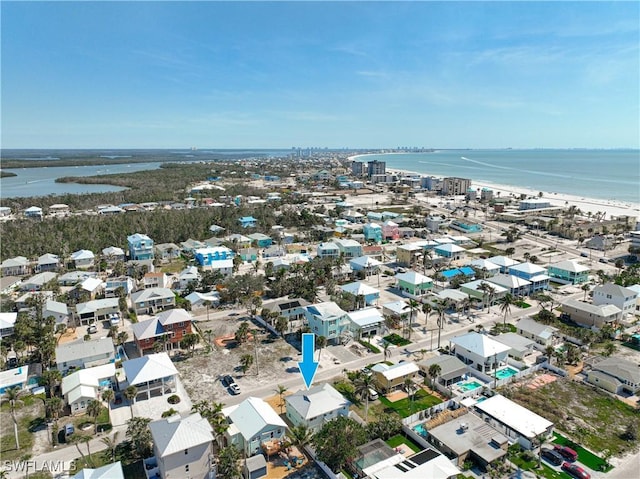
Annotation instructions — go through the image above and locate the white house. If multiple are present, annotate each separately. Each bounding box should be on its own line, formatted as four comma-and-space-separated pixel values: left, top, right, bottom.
61, 363, 116, 414
76, 298, 120, 325
176, 266, 201, 291
122, 353, 179, 402
561, 298, 622, 330
449, 332, 511, 374
55, 337, 115, 373
0, 256, 30, 276
71, 250, 96, 269
223, 397, 288, 456
516, 318, 559, 349
592, 283, 638, 318
586, 357, 640, 395
346, 308, 386, 338
149, 413, 214, 479
36, 253, 60, 272
0, 313, 17, 338
486, 274, 532, 297
102, 246, 126, 263
43, 300, 69, 325
486, 256, 521, 274
285, 383, 351, 432
131, 287, 176, 315
71, 461, 125, 479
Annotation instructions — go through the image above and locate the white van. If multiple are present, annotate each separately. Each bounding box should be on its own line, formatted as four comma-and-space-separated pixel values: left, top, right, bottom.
368, 388, 379, 401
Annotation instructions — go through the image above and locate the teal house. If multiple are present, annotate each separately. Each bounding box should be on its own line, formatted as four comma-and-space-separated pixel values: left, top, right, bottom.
548, 260, 590, 285
395, 271, 433, 296
248, 233, 273, 248
363, 223, 383, 244
239, 216, 257, 228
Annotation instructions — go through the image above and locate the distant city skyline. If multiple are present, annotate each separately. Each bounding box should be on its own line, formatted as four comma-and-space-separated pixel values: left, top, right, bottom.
2, 1, 639, 149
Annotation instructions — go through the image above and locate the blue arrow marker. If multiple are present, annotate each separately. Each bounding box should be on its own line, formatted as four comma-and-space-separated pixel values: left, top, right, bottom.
298, 333, 319, 389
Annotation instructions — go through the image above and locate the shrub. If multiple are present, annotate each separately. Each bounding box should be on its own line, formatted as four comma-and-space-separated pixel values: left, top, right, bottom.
162, 408, 178, 418
358, 340, 380, 354
167, 394, 180, 405
383, 334, 411, 346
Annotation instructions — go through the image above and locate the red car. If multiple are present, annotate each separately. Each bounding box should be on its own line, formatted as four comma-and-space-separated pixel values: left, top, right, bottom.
554, 444, 578, 462
562, 462, 590, 479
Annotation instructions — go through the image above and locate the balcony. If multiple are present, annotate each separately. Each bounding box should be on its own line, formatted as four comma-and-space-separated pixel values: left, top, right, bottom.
143, 457, 159, 479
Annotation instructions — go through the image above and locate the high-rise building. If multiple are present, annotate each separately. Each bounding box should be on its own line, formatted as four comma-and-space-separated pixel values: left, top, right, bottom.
351, 161, 366, 177
442, 177, 471, 196
367, 160, 386, 177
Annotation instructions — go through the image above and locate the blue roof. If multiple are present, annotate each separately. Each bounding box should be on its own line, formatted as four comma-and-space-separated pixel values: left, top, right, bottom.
240, 216, 257, 221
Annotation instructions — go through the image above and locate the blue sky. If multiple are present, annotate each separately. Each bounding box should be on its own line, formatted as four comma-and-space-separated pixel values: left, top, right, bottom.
2, 1, 639, 149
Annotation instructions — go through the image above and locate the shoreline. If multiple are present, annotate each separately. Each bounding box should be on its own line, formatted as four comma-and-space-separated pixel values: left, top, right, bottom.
387, 167, 640, 220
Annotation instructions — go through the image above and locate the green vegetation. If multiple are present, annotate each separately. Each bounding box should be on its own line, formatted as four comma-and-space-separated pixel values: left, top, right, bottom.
552, 432, 612, 472
506, 379, 640, 457
386, 434, 421, 453
378, 389, 441, 418
509, 450, 572, 479
0, 412, 37, 461
515, 300, 531, 308
383, 333, 411, 347
71, 451, 145, 479
358, 340, 380, 354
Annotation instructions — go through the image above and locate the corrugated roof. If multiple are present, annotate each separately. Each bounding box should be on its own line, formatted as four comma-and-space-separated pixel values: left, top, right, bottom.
223, 397, 286, 441
149, 413, 213, 458
123, 353, 178, 386
450, 332, 511, 357
285, 383, 350, 420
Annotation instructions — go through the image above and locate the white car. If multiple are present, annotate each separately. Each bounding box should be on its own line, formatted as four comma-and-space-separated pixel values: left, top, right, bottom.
109, 314, 121, 326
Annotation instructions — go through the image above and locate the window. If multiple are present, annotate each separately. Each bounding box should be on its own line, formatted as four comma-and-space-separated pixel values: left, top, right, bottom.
185, 465, 190, 472
185, 449, 188, 455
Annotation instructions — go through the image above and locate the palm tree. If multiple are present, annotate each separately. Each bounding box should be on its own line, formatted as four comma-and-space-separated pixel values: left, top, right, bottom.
403, 377, 416, 413
544, 345, 555, 365
68, 434, 91, 467
581, 283, 591, 301
275, 316, 288, 337
353, 372, 375, 421
101, 388, 115, 417
203, 300, 212, 322
316, 335, 327, 361
124, 385, 138, 419
383, 341, 391, 360
1, 386, 25, 449
240, 354, 254, 375
218, 445, 242, 479
434, 301, 447, 349
275, 384, 288, 414
286, 424, 314, 458
86, 399, 103, 435
498, 293, 515, 327
427, 363, 442, 390
100, 431, 120, 463
421, 302, 432, 330
404, 299, 420, 340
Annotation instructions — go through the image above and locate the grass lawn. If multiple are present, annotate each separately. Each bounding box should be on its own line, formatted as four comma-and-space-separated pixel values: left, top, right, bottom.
386, 434, 421, 453
379, 389, 442, 418
510, 452, 572, 479
516, 301, 531, 308
383, 334, 411, 347
552, 432, 612, 472
0, 397, 42, 461
359, 340, 381, 353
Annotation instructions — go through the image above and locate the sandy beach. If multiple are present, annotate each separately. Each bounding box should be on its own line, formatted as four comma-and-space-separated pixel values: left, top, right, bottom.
385, 167, 640, 221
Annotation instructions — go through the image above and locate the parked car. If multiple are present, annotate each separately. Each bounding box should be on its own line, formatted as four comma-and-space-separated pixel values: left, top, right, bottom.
109, 313, 121, 326
562, 462, 590, 479
599, 258, 608, 263
554, 445, 578, 462
368, 388, 379, 401
221, 375, 234, 387
87, 324, 98, 334
580, 252, 588, 257
541, 448, 564, 466
64, 423, 75, 437
229, 383, 241, 395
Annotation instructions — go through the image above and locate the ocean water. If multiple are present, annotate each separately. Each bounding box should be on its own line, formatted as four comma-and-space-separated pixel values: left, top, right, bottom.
362, 149, 640, 204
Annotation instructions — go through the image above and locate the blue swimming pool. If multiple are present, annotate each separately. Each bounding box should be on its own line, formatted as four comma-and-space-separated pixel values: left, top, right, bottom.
413, 423, 427, 437
457, 380, 482, 392
494, 366, 519, 380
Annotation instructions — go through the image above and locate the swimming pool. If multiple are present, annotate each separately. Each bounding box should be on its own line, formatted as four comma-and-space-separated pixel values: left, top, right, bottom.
494, 366, 519, 380
413, 423, 427, 437
457, 380, 482, 392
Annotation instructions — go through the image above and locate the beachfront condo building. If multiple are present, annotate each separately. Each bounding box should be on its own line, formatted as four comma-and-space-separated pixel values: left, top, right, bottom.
442, 177, 472, 196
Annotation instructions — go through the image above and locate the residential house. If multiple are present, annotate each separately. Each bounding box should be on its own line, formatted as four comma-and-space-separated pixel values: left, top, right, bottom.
349, 256, 382, 276
586, 234, 614, 251
239, 216, 258, 228
36, 253, 60, 272
122, 353, 178, 403
341, 209, 365, 224
20, 272, 57, 291
586, 357, 640, 395
24, 206, 43, 219
149, 413, 214, 479
131, 287, 176, 315
440, 267, 475, 285
486, 274, 532, 297
285, 383, 351, 433
194, 247, 234, 267
132, 309, 193, 355
486, 256, 521, 274
126, 259, 155, 277
105, 276, 136, 298
55, 337, 115, 373
0, 366, 29, 394
71, 462, 125, 479
562, 298, 623, 330
0, 313, 17, 338
102, 246, 126, 264
333, 238, 364, 258
223, 397, 288, 456
382, 300, 417, 324
418, 355, 468, 387
362, 245, 384, 260
426, 412, 508, 472
71, 250, 95, 269
75, 298, 120, 325
0, 276, 22, 295
449, 332, 511, 374
143, 272, 172, 289
474, 394, 553, 450
1, 256, 30, 276
262, 298, 310, 326
181, 238, 207, 254
395, 271, 433, 296
238, 248, 259, 262
363, 223, 383, 244
184, 291, 220, 310
43, 300, 69, 326
360, 445, 460, 479
346, 307, 386, 338
382, 220, 400, 240
303, 302, 351, 345
426, 214, 449, 233
227, 234, 252, 249
516, 318, 559, 349
59, 271, 96, 286
176, 266, 201, 291
508, 262, 549, 293
493, 333, 535, 360
396, 243, 424, 268
61, 363, 116, 414
316, 242, 340, 259
248, 233, 273, 248
154, 243, 181, 263
371, 361, 419, 393
548, 260, 590, 285
127, 233, 154, 261
78, 277, 104, 299
15, 291, 53, 312
263, 245, 285, 259
592, 283, 638, 318
434, 243, 466, 260
340, 282, 380, 306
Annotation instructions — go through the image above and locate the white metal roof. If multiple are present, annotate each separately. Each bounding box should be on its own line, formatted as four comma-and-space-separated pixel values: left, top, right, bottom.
0, 312, 17, 330
72, 461, 125, 479
550, 260, 590, 273
475, 394, 553, 439
341, 282, 380, 297
395, 271, 433, 285
123, 353, 178, 386
285, 383, 350, 420
149, 413, 213, 458
347, 308, 385, 328
450, 332, 511, 358
223, 397, 286, 441
372, 362, 419, 381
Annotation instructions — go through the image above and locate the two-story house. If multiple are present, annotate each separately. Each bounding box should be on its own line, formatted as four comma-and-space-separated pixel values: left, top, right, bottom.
132, 309, 193, 355
75, 298, 120, 325
449, 332, 511, 374
507, 262, 549, 293
176, 266, 201, 291
586, 357, 640, 395
332, 238, 363, 259
285, 383, 351, 432
592, 283, 638, 318
303, 302, 351, 345
515, 318, 559, 350
61, 363, 116, 414
102, 246, 126, 264
316, 242, 340, 259
55, 337, 115, 373
0, 313, 17, 338
36, 253, 60, 273
396, 243, 424, 268
486, 256, 521, 274
372, 361, 420, 394
143, 272, 172, 289
71, 250, 95, 269
382, 220, 400, 241
395, 271, 433, 296
154, 243, 182, 263
561, 298, 622, 330
131, 288, 176, 315
148, 413, 214, 479
239, 216, 258, 228
122, 353, 178, 402
105, 276, 136, 298
194, 247, 234, 273
127, 233, 155, 261
247, 233, 273, 248
0, 256, 30, 276
548, 260, 590, 285
363, 223, 383, 244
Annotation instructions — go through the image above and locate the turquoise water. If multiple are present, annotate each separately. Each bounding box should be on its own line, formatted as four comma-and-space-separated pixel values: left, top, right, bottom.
458, 380, 482, 392
494, 366, 519, 380
361, 149, 640, 204
413, 423, 427, 436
